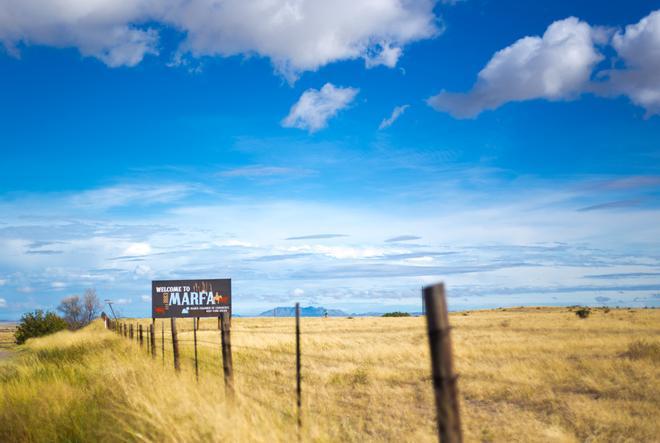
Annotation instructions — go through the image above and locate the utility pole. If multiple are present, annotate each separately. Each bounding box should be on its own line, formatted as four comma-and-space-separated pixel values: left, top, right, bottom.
104, 299, 118, 320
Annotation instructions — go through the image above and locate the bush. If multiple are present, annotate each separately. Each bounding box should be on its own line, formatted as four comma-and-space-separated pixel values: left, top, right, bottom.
382, 312, 411, 317
622, 340, 660, 362
14, 310, 68, 344
575, 307, 591, 319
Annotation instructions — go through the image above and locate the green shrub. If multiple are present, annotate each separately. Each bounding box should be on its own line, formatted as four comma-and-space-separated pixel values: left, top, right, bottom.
14, 310, 68, 345
575, 307, 591, 319
382, 312, 411, 317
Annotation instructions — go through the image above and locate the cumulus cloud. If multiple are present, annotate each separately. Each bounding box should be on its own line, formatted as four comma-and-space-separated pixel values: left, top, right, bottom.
601, 10, 660, 116
428, 17, 605, 118
428, 10, 660, 118
282, 83, 358, 132
0, 0, 159, 66
0, 298, 6, 308
0, 0, 438, 78
378, 104, 410, 129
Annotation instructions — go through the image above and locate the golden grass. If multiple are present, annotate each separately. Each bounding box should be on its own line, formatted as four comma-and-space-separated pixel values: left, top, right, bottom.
0, 323, 16, 352
1, 308, 659, 442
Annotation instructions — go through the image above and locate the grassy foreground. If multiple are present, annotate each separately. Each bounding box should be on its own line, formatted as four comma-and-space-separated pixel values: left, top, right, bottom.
0, 308, 659, 442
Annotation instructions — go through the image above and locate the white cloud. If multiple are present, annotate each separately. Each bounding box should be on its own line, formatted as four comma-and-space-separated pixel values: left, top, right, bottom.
124, 243, 151, 256
133, 264, 152, 277
140, 295, 151, 302
282, 83, 358, 132
51, 281, 67, 289
602, 10, 660, 116
364, 42, 402, 68
0, 298, 6, 308
213, 239, 254, 248
0, 0, 439, 79
114, 298, 133, 305
292, 288, 305, 297
220, 166, 316, 179
428, 17, 604, 118
0, 279, 5, 286
0, 0, 159, 67
378, 104, 410, 129
70, 183, 202, 210
1, 172, 659, 314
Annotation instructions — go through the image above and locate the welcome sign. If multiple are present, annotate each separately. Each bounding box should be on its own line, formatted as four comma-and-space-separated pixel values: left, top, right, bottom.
151, 279, 231, 318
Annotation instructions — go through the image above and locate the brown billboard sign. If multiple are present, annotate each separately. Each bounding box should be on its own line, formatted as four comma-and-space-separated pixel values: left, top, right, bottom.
152, 279, 231, 318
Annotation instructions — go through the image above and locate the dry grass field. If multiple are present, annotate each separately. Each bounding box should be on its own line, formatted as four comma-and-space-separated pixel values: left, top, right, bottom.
0, 308, 658, 442
0, 323, 17, 357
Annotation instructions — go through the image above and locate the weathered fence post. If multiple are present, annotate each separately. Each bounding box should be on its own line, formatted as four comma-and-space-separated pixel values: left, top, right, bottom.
295, 302, 302, 433
139, 324, 144, 347
150, 324, 156, 358
424, 283, 462, 443
171, 317, 180, 372
161, 321, 165, 366
193, 317, 199, 382
130, 324, 134, 340
220, 311, 234, 400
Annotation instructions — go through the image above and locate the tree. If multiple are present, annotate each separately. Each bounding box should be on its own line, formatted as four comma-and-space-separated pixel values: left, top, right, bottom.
58, 288, 102, 329
14, 310, 68, 344
58, 295, 83, 328
82, 288, 102, 325
382, 311, 411, 317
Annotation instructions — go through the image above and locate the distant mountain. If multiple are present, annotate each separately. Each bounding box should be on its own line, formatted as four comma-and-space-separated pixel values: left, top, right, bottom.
259, 306, 348, 317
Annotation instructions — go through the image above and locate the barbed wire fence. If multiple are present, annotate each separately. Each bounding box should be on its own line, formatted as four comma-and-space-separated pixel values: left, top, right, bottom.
105, 283, 461, 443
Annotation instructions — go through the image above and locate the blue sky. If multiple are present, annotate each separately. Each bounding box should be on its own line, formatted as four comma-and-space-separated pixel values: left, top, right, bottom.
1, 0, 659, 318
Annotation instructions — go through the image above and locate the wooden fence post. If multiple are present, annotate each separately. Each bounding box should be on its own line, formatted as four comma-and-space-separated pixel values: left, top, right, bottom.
295, 303, 302, 432
130, 324, 134, 340
220, 311, 234, 400
193, 317, 199, 382
423, 283, 462, 443
161, 321, 165, 366
139, 324, 144, 347
150, 324, 156, 358
171, 317, 180, 372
